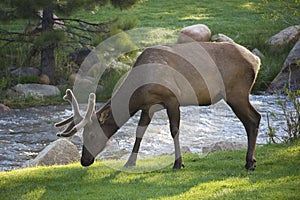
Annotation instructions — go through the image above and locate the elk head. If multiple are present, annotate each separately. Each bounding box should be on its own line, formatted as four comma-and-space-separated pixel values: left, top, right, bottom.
55, 89, 109, 166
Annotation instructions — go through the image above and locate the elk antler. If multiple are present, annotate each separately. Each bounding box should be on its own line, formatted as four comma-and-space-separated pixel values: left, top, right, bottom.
69, 92, 96, 132
55, 89, 82, 128
56, 89, 96, 137
56, 89, 82, 137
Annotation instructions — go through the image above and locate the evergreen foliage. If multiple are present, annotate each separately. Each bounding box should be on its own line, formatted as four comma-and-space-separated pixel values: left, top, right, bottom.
0, 0, 138, 84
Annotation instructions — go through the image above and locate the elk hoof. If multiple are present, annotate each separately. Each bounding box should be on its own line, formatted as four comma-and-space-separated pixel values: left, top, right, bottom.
245, 158, 256, 171
173, 158, 184, 169
124, 161, 136, 168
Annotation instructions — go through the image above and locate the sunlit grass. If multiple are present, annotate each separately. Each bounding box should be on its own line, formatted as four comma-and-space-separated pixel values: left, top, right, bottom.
239, 2, 258, 11
0, 141, 299, 200
100, 154, 175, 173
21, 187, 46, 200
180, 14, 211, 21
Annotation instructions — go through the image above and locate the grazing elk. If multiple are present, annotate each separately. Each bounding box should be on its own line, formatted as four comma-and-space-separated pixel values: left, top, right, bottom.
55, 41, 261, 170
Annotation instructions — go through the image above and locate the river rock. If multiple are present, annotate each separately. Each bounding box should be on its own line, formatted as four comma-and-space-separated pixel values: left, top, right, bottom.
26, 138, 80, 167
13, 83, 60, 98
252, 48, 265, 59
5, 88, 18, 99
211, 33, 234, 43
69, 73, 78, 84
268, 39, 300, 92
202, 141, 248, 153
39, 74, 50, 85
68, 47, 92, 66
0, 103, 10, 112
177, 24, 211, 43
9, 67, 40, 77
268, 25, 300, 49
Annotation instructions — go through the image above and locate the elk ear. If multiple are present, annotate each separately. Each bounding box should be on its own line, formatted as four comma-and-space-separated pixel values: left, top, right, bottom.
99, 106, 111, 125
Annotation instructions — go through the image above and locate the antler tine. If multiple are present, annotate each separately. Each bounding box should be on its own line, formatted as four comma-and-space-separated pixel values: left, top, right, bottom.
64, 89, 81, 118
55, 89, 82, 128
56, 121, 77, 137
54, 115, 73, 127
58, 93, 96, 137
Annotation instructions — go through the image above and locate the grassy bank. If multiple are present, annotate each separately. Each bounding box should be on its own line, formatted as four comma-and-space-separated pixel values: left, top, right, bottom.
1, 0, 297, 108
0, 141, 299, 200
73, 0, 294, 91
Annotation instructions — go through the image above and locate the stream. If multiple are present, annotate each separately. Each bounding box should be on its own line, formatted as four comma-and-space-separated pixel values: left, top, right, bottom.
0, 95, 289, 171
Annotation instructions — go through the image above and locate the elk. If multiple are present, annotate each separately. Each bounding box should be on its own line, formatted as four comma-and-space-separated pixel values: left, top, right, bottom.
55, 41, 261, 170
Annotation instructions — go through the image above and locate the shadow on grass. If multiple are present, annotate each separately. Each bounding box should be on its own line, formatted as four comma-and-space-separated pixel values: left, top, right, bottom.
1, 142, 299, 199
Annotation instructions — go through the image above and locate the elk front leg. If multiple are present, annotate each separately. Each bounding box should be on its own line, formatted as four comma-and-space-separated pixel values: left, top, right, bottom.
166, 102, 183, 169
124, 110, 152, 167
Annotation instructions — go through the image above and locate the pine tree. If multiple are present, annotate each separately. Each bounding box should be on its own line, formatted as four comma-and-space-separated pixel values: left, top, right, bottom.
0, 0, 138, 84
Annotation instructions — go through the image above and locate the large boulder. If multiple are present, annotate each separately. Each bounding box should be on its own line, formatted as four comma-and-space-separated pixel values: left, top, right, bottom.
268, 25, 300, 49
177, 24, 211, 43
268, 39, 300, 92
202, 141, 247, 153
9, 67, 40, 77
13, 83, 60, 98
26, 138, 80, 167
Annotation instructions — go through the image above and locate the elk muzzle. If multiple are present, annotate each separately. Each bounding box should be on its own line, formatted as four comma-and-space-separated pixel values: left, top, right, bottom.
81, 145, 95, 167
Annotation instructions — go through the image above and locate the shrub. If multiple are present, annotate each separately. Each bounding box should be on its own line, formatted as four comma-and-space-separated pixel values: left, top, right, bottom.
0, 77, 7, 91
268, 87, 300, 143
97, 67, 129, 101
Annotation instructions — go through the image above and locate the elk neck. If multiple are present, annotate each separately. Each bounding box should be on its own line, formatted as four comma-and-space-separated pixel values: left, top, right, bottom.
95, 100, 140, 139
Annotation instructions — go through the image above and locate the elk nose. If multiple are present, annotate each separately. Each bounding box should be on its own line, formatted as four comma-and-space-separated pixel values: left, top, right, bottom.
81, 145, 95, 167
81, 156, 94, 167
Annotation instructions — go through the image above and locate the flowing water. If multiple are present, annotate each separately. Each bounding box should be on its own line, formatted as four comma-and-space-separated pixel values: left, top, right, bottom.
0, 95, 289, 171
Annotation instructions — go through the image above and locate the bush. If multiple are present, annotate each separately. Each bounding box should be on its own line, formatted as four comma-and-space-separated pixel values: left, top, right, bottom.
268, 87, 300, 143
252, 46, 290, 91
97, 67, 129, 101
262, 0, 300, 25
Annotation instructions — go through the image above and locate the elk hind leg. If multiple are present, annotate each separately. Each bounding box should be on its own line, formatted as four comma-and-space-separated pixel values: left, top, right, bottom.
166, 101, 183, 169
227, 98, 261, 170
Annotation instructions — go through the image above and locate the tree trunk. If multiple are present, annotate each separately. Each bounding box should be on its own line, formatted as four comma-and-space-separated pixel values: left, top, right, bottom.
41, 6, 55, 84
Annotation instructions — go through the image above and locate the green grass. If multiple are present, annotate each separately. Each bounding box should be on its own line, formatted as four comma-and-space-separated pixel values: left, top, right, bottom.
73, 0, 294, 91
73, 0, 285, 42
1, 141, 299, 200
0, 0, 298, 105
1, 94, 65, 109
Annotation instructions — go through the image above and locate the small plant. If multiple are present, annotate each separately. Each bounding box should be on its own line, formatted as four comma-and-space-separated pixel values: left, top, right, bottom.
262, 0, 300, 25
0, 77, 7, 91
97, 67, 129, 101
266, 112, 280, 143
268, 87, 300, 143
